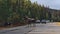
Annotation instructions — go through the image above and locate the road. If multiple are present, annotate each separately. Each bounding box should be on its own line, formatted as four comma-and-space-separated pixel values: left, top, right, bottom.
27, 23, 60, 34
0, 22, 60, 34
0, 25, 33, 34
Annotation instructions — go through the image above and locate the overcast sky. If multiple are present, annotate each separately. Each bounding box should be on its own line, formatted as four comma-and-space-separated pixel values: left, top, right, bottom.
30, 0, 60, 10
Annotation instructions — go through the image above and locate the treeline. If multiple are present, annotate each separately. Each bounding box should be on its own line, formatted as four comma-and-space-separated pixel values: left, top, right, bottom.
0, 0, 59, 26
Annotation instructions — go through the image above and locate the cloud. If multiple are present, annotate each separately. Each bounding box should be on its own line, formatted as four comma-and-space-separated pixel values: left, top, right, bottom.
30, 0, 60, 10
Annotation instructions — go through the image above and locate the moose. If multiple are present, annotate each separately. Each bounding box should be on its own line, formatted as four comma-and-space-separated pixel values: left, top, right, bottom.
24, 16, 36, 27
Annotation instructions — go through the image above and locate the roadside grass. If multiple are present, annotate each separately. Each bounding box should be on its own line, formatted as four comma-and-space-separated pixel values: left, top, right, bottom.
0, 22, 27, 30
55, 22, 60, 26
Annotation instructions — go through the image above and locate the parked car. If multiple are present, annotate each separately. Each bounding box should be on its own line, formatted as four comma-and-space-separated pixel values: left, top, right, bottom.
41, 20, 46, 24
36, 20, 40, 23
46, 20, 50, 23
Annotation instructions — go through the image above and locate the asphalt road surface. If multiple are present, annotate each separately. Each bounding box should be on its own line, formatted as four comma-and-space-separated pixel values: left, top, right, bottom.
0, 25, 33, 34
27, 23, 60, 34
0, 22, 60, 34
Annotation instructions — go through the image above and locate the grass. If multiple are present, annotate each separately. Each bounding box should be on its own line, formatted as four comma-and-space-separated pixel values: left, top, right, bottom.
55, 22, 60, 26
0, 23, 27, 30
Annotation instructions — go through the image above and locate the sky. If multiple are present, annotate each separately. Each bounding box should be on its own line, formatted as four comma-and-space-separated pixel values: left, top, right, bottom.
30, 0, 60, 10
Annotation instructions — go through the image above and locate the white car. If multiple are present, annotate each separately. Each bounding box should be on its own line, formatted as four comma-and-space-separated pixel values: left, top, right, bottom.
41, 20, 46, 24
46, 20, 50, 23
36, 20, 40, 23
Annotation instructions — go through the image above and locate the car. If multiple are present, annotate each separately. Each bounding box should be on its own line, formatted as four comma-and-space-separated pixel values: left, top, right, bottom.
36, 20, 40, 23
46, 20, 50, 23
41, 20, 46, 24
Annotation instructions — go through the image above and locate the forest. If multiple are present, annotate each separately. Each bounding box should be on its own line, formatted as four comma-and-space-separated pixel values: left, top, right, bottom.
0, 0, 60, 26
